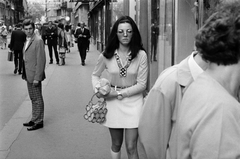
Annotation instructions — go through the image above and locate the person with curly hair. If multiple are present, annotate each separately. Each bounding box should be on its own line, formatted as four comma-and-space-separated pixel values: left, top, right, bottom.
92, 16, 148, 159
175, 1, 240, 158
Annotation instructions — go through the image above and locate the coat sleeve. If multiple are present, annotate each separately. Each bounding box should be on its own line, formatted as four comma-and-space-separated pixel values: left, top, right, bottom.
34, 39, 46, 81
138, 88, 172, 159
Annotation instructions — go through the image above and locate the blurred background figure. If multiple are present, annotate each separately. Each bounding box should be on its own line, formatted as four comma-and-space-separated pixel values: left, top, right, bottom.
84, 24, 90, 52
65, 24, 72, 53
8, 25, 12, 34
74, 22, 91, 66
57, 23, 68, 65
45, 21, 59, 64
34, 22, 42, 38
1, 26, 8, 49
9, 23, 26, 74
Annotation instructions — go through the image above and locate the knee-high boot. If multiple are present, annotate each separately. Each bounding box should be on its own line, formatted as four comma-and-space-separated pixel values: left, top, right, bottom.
110, 149, 121, 159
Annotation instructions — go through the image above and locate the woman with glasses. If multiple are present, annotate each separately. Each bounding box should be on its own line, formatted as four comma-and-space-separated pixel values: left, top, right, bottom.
92, 16, 148, 159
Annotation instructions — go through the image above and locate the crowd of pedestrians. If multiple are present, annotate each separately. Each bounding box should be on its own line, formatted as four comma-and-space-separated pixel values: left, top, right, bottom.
4, 19, 90, 132
3, 1, 240, 159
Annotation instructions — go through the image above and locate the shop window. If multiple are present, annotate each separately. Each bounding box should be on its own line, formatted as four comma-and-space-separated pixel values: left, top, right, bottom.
110, 0, 124, 28
151, 0, 159, 62
148, 0, 175, 88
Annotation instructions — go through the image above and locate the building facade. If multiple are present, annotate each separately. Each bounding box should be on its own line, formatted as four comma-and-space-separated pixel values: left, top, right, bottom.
0, 0, 26, 27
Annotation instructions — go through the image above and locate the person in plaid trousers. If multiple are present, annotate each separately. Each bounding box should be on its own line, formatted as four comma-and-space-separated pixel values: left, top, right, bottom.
22, 19, 46, 131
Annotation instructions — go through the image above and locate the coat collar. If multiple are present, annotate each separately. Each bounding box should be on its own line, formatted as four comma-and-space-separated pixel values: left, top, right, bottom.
176, 56, 193, 87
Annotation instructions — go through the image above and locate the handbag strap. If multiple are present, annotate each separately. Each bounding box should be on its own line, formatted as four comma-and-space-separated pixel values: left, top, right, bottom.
89, 93, 106, 104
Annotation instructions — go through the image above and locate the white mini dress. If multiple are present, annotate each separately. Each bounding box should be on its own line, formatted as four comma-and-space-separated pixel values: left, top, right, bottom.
92, 50, 148, 128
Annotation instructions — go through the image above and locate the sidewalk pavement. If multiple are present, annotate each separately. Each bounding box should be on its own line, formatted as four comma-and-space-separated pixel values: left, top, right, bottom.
0, 43, 147, 159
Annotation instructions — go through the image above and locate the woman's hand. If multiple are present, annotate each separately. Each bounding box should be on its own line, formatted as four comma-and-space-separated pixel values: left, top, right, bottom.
96, 88, 117, 100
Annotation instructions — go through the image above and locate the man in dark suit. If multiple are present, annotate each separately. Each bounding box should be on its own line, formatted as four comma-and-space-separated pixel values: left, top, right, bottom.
74, 22, 91, 66
45, 21, 59, 64
22, 19, 46, 131
9, 23, 26, 74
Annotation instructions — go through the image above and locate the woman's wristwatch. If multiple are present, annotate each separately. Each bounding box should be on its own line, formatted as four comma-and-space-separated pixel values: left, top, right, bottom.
116, 91, 123, 100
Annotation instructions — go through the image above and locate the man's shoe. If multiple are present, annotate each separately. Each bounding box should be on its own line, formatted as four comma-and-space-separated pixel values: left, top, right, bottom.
23, 121, 35, 127
14, 68, 17, 74
82, 61, 85, 66
49, 61, 53, 64
27, 123, 43, 131
18, 72, 22, 75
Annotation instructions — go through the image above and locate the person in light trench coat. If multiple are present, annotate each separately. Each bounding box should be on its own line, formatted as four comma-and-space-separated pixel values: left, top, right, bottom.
138, 51, 208, 159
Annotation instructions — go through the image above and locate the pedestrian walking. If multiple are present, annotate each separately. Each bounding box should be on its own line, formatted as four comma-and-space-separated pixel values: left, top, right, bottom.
8, 25, 12, 34
92, 16, 148, 159
74, 22, 90, 66
84, 24, 90, 52
176, 1, 240, 158
45, 21, 59, 64
34, 22, 42, 38
58, 23, 68, 65
9, 23, 26, 74
65, 24, 72, 53
22, 19, 46, 131
138, 50, 208, 159
0, 26, 8, 49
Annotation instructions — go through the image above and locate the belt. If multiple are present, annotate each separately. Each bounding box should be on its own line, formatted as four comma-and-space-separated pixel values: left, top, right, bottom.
111, 85, 129, 89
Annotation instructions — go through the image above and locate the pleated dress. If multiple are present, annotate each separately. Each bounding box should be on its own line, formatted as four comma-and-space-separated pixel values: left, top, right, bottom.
92, 50, 148, 128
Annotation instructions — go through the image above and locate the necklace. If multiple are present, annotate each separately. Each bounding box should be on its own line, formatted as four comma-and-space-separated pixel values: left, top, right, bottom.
114, 51, 132, 77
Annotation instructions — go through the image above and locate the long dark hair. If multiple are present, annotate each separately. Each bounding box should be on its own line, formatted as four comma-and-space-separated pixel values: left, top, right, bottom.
103, 16, 145, 60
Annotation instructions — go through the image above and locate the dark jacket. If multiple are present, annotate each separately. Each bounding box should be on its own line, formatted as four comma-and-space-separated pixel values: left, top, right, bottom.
45, 26, 58, 44
9, 29, 26, 51
74, 27, 90, 49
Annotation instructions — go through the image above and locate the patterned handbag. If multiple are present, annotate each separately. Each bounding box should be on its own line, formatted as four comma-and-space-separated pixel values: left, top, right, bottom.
84, 93, 107, 124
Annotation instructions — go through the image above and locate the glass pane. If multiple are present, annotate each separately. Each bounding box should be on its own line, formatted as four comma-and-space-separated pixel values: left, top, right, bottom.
110, 0, 124, 28
151, 0, 159, 62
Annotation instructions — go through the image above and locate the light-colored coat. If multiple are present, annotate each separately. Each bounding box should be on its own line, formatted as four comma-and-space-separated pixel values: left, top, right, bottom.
23, 34, 46, 83
138, 56, 193, 159
176, 73, 240, 159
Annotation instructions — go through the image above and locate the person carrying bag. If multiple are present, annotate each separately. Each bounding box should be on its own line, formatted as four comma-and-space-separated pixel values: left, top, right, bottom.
58, 23, 68, 65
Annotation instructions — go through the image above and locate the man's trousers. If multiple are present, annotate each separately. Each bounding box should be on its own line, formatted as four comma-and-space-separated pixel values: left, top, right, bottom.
27, 82, 44, 124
